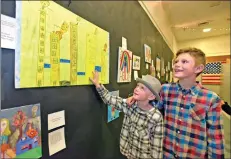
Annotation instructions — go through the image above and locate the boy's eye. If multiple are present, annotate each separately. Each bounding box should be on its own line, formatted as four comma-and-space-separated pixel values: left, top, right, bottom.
182, 60, 187, 63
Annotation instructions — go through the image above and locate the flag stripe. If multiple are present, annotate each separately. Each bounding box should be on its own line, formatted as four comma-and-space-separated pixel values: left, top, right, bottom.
203, 82, 221, 85
202, 77, 221, 80
202, 80, 221, 83
201, 74, 221, 77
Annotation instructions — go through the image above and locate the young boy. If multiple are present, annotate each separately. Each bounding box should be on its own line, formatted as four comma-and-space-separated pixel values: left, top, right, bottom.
127, 47, 225, 159
90, 71, 163, 159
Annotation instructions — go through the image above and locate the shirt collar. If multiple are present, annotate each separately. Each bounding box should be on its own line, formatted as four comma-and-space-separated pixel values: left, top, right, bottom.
176, 81, 201, 96
134, 103, 157, 119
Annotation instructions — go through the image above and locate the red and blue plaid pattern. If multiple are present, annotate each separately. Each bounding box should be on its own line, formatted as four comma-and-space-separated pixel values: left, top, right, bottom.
158, 82, 224, 159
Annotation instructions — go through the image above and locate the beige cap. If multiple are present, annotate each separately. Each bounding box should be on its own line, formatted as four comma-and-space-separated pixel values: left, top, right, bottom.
136, 75, 161, 100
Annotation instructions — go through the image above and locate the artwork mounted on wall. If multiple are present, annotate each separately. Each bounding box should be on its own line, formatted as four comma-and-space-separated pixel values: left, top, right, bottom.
144, 44, 151, 63
117, 47, 132, 83
156, 56, 161, 72
0, 104, 42, 159
107, 90, 120, 123
150, 66, 156, 77
168, 61, 171, 71
15, 1, 110, 88
132, 55, 140, 70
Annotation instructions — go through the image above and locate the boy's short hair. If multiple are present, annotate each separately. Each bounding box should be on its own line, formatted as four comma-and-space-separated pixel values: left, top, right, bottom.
175, 47, 206, 76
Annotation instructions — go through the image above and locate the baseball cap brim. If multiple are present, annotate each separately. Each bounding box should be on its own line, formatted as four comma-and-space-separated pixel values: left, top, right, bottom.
136, 78, 160, 101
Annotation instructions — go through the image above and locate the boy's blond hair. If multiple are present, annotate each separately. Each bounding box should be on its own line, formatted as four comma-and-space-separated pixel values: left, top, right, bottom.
174, 47, 206, 76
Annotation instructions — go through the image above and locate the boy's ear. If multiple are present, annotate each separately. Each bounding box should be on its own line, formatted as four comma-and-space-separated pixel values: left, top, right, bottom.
148, 94, 155, 101
195, 64, 204, 74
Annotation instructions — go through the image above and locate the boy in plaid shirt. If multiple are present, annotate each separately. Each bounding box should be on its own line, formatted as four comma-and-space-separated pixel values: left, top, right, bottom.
90, 71, 163, 159
127, 48, 225, 158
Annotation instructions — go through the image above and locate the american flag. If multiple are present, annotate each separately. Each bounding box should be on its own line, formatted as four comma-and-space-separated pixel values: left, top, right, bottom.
201, 61, 225, 85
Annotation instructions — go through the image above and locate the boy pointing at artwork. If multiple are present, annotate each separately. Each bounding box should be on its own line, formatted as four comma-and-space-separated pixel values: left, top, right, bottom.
90, 71, 163, 159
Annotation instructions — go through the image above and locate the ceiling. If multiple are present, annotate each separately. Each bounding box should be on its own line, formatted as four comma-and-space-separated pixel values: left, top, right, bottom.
161, 1, 230, 42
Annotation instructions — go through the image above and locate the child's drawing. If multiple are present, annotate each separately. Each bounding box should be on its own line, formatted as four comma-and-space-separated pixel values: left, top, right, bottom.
117, 47, 132, 83
144, 44, 151, 63
107, 91, 120, 123
0, 104, 42, 159
132, 55, 141, 70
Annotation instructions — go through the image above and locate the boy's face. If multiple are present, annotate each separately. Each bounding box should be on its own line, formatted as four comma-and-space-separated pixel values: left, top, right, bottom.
133, 83, 155, 101
173, 53, 203, 79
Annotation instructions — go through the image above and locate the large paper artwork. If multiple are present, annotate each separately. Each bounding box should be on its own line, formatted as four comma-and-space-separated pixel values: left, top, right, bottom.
144, 44, 151, 63
107, 90, 120, 123
15, 1, 110, 88
117, 47, 132, 83
0, 104, 42, 159
132, 55, 140, 70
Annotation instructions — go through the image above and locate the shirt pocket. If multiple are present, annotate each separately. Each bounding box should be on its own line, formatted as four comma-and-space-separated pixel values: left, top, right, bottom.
189, 104, 206, 121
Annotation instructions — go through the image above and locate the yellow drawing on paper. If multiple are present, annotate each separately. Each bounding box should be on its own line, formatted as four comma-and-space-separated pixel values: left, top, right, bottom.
15, 1, 109, 88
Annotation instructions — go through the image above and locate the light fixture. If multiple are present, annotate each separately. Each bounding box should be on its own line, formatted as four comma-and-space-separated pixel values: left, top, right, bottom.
203, 28, 211, 32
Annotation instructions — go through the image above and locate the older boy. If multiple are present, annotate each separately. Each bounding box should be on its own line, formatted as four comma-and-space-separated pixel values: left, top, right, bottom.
127, 48, 225, 158
90, 71, 163, 159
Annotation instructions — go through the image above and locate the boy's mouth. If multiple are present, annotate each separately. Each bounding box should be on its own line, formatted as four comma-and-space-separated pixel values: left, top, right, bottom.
174, 69, 183, 72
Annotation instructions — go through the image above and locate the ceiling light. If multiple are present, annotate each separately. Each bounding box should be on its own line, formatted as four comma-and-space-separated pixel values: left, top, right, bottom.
203, 28, 211, 32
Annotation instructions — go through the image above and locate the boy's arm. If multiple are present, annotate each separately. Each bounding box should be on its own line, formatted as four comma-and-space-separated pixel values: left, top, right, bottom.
89, 71, 129, 113
207, 97, 224, 159
150, 113, 164, 159
96, 84, 128, 113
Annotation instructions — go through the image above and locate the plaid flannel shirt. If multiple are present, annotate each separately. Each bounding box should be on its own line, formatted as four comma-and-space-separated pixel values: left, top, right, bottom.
96, 85, 164, 159
158, 82, 224, 159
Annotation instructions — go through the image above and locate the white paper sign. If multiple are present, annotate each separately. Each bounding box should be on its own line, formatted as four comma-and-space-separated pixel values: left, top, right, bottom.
134, 70, 138, 80
48, 110, 65, 130
1, 14, 16, 49
146, 63, 149, 69
49, 127, 66, 156
122, 37, 127, 50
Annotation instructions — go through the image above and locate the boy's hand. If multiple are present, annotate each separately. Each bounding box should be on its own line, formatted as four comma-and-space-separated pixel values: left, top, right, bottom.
126, 96, 136, 107
89, 71, 100, 88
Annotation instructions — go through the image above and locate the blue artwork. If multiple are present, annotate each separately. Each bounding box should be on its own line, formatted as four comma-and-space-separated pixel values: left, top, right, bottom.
107, 90, 120, 123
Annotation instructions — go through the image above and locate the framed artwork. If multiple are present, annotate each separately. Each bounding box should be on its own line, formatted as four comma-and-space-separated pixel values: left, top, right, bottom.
132, 55, 141, 70
156, 56, 161, 72
117, 47, 132, 83
144, 44, 151, 63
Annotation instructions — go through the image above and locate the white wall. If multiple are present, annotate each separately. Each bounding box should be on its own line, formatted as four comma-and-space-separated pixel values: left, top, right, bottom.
178, 34, 230, 57
139, 1, 177, 53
